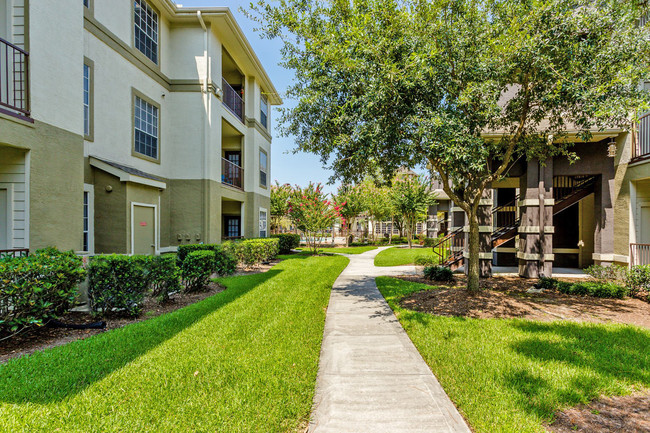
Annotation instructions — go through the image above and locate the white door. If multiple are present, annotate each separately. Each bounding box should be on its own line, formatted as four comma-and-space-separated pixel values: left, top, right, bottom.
0, 189, 7, 249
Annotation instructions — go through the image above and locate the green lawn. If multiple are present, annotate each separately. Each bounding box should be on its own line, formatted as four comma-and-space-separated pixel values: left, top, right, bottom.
0, 254, 349, 432
376, 277, 650, 433
374, 246, 441, 266
312, 246, 378, 254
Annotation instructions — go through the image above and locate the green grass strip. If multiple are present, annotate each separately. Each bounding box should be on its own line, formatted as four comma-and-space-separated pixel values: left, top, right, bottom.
0, 254, 349, 432
376, 276, 650, 433
374, 246, 440, 266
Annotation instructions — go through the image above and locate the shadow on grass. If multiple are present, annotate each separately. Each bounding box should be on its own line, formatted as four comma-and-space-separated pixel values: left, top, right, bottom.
505, 320, 650, 419
0, 269, 282, 405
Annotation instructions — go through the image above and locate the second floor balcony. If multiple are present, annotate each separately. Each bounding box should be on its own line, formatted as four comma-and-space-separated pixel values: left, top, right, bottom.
0, 37, 29, 119
222, 78, 244, 122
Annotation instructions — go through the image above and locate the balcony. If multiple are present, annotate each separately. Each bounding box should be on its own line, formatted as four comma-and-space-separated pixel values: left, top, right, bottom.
222, 78, 244, 122
0, 37, 29, 119
222, 157, 243, 190
633, 113, 650, 161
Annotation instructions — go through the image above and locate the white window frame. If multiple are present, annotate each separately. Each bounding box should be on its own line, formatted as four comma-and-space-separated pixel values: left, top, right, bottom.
0, 183, 14, 250
130, 202, 159, 255
83, 183, 95, 254
133, 95, 159, 160
259, 207, 268, 238
260, 93, 269, 129
133, 0, 159, 64
259, 148, 268, 188
83, 63, 91, 137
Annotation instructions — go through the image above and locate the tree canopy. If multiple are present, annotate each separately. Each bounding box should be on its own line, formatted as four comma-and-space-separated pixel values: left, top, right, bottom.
250, 0, 650, 290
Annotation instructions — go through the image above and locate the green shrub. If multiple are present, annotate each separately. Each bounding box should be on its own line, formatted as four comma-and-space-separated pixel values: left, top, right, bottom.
423, 265, 454, 282
177, 244, 236, 276
0, 248, 86, 335
182, 250, 215, 293
225, 238, 280, 268
391, 236, 408, 245
149, 255, 181, 303
585, 264, 628, 284
271, 234, 301, 253
88, 255, 150, 317
625, 265, 650, 297
557, 281, 628, 299
415, 255, 439, 266
537, 276, 559, 291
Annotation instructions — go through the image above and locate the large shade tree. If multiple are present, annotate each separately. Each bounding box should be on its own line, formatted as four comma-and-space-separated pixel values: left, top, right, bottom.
250, 0, 650, 291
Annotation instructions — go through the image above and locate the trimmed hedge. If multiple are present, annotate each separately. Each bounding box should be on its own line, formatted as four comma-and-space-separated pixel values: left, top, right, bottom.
182, 250, 215, 293
149, 255, 181, 302
88, 255, 151, 317
541, 277, 629, 299
225, 238, 280, 268
0, 248, 86, 335
423, 265, 454, 282
271, 234, 300, 253
177, 244, 236, 276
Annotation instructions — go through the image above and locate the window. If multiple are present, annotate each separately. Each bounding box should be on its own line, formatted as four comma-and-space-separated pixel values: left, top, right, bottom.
259, 149, 268, 188
134, 0, 158, 64
260, 94, 268, 129
259, 209, 268, 237
83, 0, 90, 7
83, 63, 91, 137
83, 191, 89, 251
134, 95, 159, 160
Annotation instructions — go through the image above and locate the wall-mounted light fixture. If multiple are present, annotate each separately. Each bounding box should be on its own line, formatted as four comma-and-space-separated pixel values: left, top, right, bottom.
607, 139, 617, 158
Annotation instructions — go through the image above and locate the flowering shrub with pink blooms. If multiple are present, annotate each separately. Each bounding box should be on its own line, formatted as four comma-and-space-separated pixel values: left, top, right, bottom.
287, 182, 342, 254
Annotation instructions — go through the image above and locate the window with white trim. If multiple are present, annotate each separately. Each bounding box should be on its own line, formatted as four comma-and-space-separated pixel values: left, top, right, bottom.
134, 95, 159, 160
259, 209, 268, 237
259, 149, 268, 188
134, 0, 158, 64
260, 94, 268, 129
83, 0, 90, 7
83, 63, 91, 136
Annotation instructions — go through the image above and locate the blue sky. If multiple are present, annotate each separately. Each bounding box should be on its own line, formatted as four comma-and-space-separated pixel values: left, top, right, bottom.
177, 0, 337, 192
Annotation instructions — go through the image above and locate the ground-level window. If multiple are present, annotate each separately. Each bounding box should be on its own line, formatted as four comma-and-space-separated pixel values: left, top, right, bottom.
134, 95, 159, 160
259, 209, 267, 237
82, 184, 94, 253
224, 216, 241, 238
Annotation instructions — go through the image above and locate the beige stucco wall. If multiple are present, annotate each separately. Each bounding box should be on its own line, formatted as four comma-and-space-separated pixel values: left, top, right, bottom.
0, 116, 84, 252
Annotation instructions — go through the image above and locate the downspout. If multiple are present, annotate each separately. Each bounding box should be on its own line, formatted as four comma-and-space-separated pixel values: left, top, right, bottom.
198, 11, 210, 241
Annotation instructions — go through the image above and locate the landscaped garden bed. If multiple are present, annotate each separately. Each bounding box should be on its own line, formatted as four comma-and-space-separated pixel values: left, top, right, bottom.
376, 276, 650, 433
396, 274, 650, 328
0, 253, 349, 432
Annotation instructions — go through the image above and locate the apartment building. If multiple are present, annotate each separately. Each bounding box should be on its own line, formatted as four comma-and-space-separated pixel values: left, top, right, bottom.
0, 0, 280, 256
430, 126, 650, 278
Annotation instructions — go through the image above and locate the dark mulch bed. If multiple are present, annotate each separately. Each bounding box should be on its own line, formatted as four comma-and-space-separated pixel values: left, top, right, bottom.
398, 275, 650, 329
547, 390, 650, 433
0, 260, 282, 364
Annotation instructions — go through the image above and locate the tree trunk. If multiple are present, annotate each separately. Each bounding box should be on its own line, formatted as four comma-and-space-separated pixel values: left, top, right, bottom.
467, 210, 481, 292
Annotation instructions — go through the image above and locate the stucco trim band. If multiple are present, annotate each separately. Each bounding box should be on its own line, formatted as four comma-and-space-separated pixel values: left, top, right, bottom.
517, 252, 555, 261
463, 252, 493, 259
518, 199, 555, 207
518, 226, 555, 234
463, 226, 492, 233
592, 253, 630, 263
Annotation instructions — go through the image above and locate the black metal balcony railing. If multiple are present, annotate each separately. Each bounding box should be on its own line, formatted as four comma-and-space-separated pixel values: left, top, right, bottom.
0, 37, 29, 117
633, 113, 650, 161
222, 78, 244, 122
222, 157, 244, 189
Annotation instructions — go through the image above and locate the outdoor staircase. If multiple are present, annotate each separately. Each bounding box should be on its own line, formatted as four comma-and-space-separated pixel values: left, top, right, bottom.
431, 175, 598, 268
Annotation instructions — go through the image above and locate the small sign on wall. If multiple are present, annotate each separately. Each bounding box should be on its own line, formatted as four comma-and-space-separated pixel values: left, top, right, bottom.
140, 222, 148, 227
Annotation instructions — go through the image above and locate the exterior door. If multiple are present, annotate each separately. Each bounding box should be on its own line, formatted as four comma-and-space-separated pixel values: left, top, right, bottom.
224, 215, 241, 239
133, 205, 155, 255
641, 205, 650, 244
0, 189, 7, 249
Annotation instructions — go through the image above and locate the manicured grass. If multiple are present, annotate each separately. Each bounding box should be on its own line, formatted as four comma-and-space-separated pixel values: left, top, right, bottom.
374, 246, 441, 266
376, 277, 650, 433
0, 254, 349, 432
313, 246, 378, 254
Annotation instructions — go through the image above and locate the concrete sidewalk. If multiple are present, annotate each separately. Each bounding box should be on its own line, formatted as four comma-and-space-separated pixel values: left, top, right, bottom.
309, 247, 471, 433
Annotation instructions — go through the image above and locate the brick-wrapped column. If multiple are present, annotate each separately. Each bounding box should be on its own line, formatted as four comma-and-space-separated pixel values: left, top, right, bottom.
518, 159, 554, 278
593, 175, 615, 266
